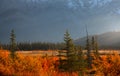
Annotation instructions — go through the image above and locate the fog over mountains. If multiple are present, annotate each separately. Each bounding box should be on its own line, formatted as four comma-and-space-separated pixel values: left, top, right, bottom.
74, 31, 120, 49
1, 0, 120, 43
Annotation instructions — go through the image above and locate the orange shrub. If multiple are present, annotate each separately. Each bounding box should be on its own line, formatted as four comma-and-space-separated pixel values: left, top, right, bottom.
93, 53, 120, 76
0, 50, 78, 76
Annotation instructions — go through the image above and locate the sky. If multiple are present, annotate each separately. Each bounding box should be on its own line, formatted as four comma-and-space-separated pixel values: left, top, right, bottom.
1, 0, 120, 44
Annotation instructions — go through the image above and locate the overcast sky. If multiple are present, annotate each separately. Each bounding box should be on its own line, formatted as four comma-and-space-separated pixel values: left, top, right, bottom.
1, 0, 120, 44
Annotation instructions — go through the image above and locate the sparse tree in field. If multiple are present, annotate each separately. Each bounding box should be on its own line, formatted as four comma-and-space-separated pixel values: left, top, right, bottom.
59, 30, 87, 75
95, 36, 99, 57
91, 36, 99, 58
76, 46, 87, 76
85, 26, 92, 69
10, 29, 17, 58
91, 36, 95, 51
59, 30, 77, 72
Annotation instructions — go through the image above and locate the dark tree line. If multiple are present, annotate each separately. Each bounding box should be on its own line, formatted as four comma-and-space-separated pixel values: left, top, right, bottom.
2, 42, 65, 51
1, 29, 65, 51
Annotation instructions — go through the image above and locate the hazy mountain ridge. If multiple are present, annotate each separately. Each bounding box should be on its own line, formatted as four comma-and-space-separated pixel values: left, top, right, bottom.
74, 31, 120, 49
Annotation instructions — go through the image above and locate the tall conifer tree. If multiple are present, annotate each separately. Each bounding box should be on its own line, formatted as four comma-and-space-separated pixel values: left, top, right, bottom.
10, 29, 17, 58
59, 30, 87, 75
85, 26, 92, 69
91, 36, 99, 58
59, 30, 77, 72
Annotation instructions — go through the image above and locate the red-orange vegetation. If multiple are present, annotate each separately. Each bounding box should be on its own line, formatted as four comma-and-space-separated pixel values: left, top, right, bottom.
93, 53, 120, 76
0, 50, 77, 76
1, 49, 120, 76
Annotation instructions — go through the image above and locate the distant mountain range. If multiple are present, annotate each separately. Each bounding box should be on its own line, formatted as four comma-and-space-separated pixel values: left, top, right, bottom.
74, 31, 120, 49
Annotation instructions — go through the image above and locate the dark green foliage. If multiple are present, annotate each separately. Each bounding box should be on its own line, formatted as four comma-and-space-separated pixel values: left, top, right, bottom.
59, 30, 87, 74
59, 30, 76, 72
85, 26, 92, 69
91, 36, 95, 50
1, 44, 9, 50
2, 42, 65, 51
77, 47, 87, 75
86, 37, 92, 69
10, 29, 17, 58
0, 42, 2, 49
17, 42, 65, 50
91, 36, 99, 57
64, 30, 76, 62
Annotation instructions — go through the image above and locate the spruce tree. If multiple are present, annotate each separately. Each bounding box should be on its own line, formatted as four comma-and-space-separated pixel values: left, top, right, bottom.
91, 36, 99, 58
59, 30, 77, 72
59, 30, 88, 75
85, 26, 92, 69
76, 46, 87, 76
10, 29, 17, 58
91, 36, 95, 51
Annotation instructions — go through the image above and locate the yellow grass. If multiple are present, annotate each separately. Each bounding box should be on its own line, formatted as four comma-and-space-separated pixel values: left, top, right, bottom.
16, 50, 120, 56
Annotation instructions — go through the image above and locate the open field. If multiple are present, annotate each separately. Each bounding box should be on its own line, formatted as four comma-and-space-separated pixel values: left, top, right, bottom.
16, 50, 120, 56
16, 50, 59, 56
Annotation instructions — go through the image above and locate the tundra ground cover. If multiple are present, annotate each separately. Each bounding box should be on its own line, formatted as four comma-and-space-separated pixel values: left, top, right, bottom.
0, 50, 120, 76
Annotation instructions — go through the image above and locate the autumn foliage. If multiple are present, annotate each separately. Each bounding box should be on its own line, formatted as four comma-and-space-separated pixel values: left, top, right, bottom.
0, 50, 120, 76
93, 53, 120, 76
0, 50, 77, 76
